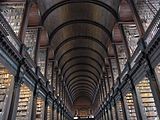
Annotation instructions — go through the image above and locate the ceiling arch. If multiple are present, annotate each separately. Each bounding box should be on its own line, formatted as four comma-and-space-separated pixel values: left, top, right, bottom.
71, 87, 94, 98
53, 35, 108, 58
41, 0, 118, 24
66, 75, 99, 87
62, 63, 100, 77
60, 56, 103, 73
70, 84, 95, 95
68, 80, 96, 92
65, 70, 99, 85
36, 0, 121, 103
49, 19, 112, 43
57, 47, 105, 66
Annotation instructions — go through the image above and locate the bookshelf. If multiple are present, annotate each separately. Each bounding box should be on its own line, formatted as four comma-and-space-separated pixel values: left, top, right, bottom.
36, 97, 44, 120
111, 106, 116, 120
0, 3, 25, 36
37, 49, 46, 75
47, 105, 52, 120
24, 28, 38, 60
125, 93, 137, 120
0, 64, 13, 119
136, 79, 159, 120
16, 84, 32, 120
116, 101, 124, 120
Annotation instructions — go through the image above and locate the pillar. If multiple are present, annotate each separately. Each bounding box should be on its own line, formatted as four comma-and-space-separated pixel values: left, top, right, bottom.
18, 0, 32, 41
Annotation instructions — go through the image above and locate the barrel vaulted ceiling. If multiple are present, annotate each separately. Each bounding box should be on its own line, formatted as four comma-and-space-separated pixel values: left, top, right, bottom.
30, 0, 134, 103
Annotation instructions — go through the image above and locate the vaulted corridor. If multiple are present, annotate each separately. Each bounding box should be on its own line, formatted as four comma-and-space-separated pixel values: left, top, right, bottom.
0, 0, 160, 120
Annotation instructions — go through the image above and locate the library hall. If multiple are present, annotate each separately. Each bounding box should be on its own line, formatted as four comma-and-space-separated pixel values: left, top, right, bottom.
0, 0, 160, 120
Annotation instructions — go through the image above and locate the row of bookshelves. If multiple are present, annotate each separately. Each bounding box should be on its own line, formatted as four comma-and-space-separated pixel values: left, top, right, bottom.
16, 84, 32, 120
0, 63, 13, 119
0, 63, 55, 119
125, 93, 137, 120
136, 79, 159, 119
124, 78, 159, 120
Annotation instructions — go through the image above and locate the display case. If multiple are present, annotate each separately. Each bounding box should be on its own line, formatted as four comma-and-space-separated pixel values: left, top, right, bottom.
136, 79, 159, 120
16, 84, 32, 120
125, 92, 137, 120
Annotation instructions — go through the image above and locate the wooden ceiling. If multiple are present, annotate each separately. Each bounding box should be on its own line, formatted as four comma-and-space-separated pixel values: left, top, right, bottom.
1, 0, 136, 105
31, 0, 134, 103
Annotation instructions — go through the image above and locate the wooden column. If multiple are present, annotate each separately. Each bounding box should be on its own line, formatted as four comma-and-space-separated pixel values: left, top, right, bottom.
34, 28, 41, 65
30, 88, 37, 120
18, 0, 32, 42
103, 75, 108, 98
44, 48, 49, 78
104, 108, 108, 120
51, 61, 54, 90
57, 107, 60, 120
103, 109, 107, 120
7, 45, 25, 120
118, 24, 131, 59
44, 94, 49, 120
7, 79, 22, 120
106, 107, 110, 120
113, 99, 119, 120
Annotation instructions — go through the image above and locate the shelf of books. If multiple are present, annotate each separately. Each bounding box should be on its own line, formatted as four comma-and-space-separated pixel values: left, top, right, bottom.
111, 106, 116, 120
47, 62, 52, 86
37, 49, 46, 76
136, 78, 159, 120
24, 28, 38, 60
47, 105, 52, 120
0, 63, 14, 119
116, 100, 124, 120
125, 92, 137, 120
16, 84, 32, 120
0, 2, 25, 36
36, 97, 45, 120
